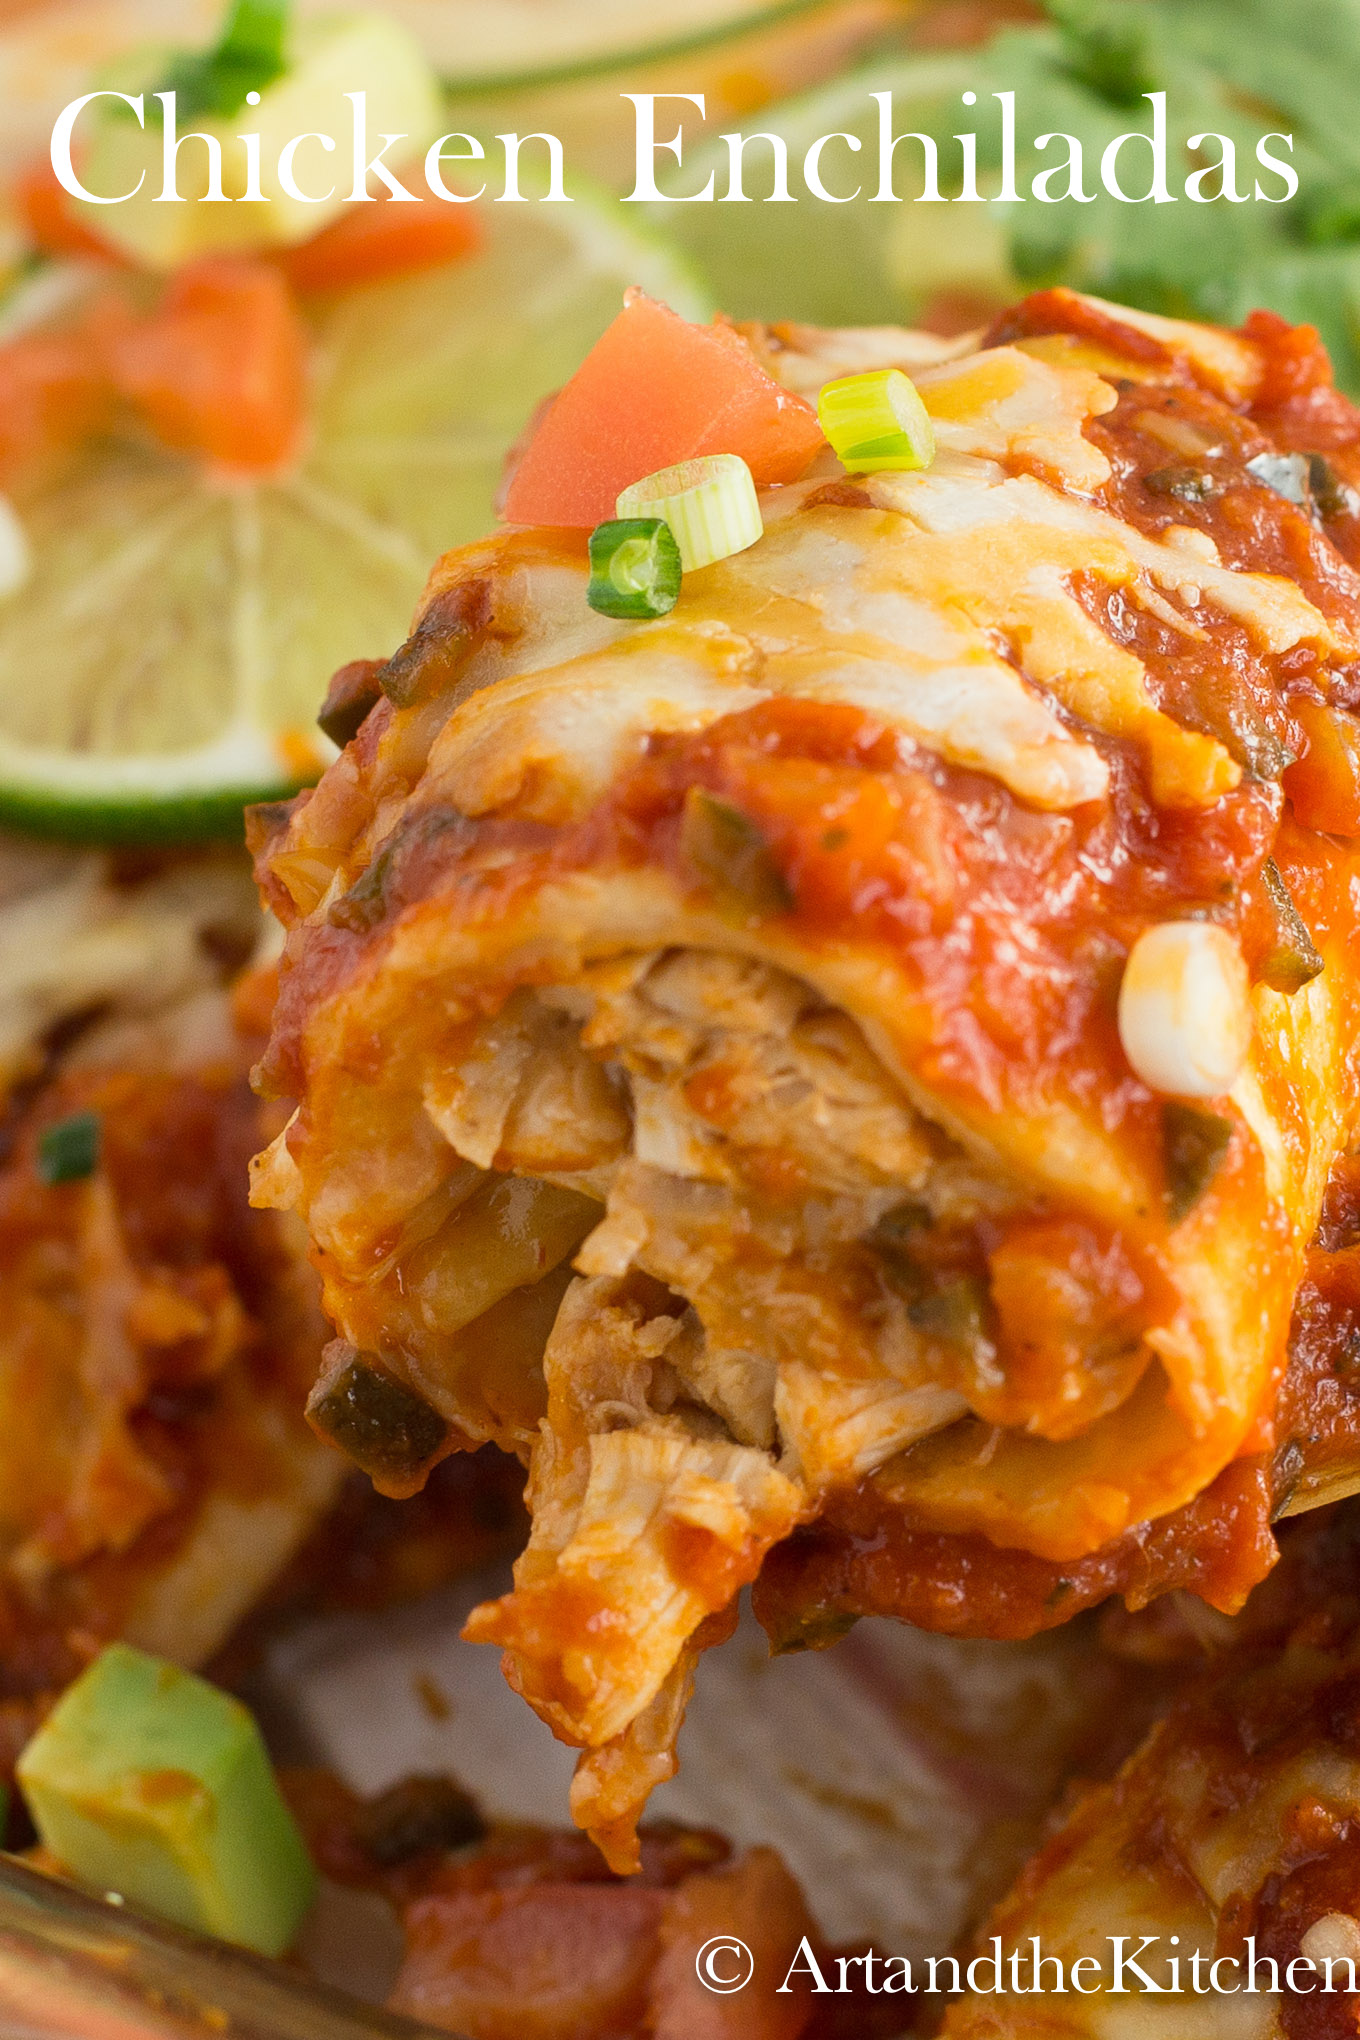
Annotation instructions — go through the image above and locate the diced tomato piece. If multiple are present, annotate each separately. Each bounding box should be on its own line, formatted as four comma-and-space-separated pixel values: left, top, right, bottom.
281, 186, 482, 295
650, 1849, 818, 2039
13, 153, 117, 263
0, 310, 118, 486
501, 291, 825, 528
393, 1881, 666, 2040
1284, 696, 1360, 836
111, 259, 309, 474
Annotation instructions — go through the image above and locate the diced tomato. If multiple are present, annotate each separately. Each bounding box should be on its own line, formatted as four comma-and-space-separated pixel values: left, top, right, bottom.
281, 186, 482, 295
1284, 696, 1360, 836
13, 153, 117, 263
649, 1849, 818, 2039
0, 311, 118, 486
501, 290, 825, 528
1239, 307, 1334, 406
111, 258, 309, 474
393, 1882, 666, 2040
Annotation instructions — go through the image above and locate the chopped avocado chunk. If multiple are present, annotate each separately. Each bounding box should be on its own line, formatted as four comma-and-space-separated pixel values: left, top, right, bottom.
16, 1644, 315, 1956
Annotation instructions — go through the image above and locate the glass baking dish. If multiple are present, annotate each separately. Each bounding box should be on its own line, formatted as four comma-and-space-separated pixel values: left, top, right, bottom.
0, 1854, 457, 2040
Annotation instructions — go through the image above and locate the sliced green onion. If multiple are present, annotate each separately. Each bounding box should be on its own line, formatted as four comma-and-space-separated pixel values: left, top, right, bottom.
38, 1111, 100, 1186
816, 369, 936, 474
587, 518, 682, 620
616, 455, 762, 573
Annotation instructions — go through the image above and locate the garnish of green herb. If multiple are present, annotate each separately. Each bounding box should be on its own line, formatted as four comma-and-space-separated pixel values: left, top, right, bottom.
587, 518, 682, 620
37, 1111, 100, 1186
1162, 1101, 1234, 1223
616, 455, 763, 573
155, 0, 290, 124
1045, 0, 1160, 106
680, 788, 793, 921
816, 368, 936, 474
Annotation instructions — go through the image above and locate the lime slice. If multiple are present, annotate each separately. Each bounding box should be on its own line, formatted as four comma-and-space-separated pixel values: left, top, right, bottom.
0, 200, 709, 841
0, 0, 853, 161
396, 0, 843, 91
648, 52, 1019, 327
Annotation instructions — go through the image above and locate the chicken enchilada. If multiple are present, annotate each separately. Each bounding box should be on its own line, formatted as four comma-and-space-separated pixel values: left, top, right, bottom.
249, 283, 1360, 1867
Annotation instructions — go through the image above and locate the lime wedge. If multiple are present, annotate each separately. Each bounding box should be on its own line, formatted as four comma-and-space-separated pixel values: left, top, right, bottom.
0, 200, 709, 842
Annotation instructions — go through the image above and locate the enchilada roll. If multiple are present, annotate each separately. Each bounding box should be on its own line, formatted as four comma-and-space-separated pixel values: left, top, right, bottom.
0, 842, 347, 1746
251, 286, 1360, 1865
942, 1505, 1360, 2039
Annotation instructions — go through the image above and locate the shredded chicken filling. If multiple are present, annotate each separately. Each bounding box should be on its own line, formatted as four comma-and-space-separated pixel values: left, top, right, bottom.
422, 949, 1035, 1485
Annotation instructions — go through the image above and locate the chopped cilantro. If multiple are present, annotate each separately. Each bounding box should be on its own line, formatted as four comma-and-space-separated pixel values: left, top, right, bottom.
154, 0, 290, 123
1044, 0, 1161, 108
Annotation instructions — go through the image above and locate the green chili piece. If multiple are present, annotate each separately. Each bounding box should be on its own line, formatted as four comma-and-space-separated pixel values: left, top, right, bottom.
1309, 454, 1360, 523
355, 1776, 485, 1866
587, 518, 682, 620
1163, 1102, 1234, 1224
766, 1605, 860, 1656
309, 1354, 448, 1487
681, 788, 793, 920
906, 1273, 994, 1351
38, 1111, 101, 1186
1259, 859, 1324, 994
1143, 465, 1221, 503
329, 806, 466, 935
